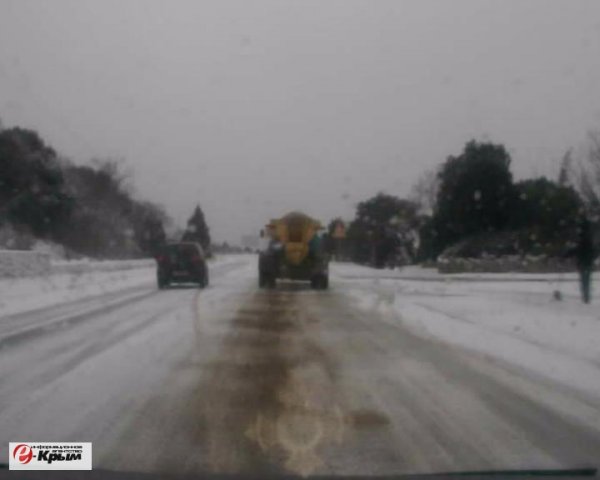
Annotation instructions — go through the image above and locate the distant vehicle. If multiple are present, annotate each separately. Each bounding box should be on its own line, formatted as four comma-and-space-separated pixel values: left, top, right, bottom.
259, 211, 329, 289
155, 242, 209, 289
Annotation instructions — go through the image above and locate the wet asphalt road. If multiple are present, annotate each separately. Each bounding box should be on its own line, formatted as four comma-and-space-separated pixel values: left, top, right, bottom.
1, 257, 599, 476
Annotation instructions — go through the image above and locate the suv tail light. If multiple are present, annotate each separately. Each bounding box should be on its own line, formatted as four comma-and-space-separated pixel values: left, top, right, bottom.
191, 255, 202, 263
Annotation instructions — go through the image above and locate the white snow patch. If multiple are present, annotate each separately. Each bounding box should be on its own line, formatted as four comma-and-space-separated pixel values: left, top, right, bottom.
0, 254, 249, 318
333, 262, 600, 401
0, 250, 51, 277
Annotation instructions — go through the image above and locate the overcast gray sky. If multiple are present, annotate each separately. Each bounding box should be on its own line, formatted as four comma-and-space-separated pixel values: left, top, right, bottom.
1, 0, 600, 243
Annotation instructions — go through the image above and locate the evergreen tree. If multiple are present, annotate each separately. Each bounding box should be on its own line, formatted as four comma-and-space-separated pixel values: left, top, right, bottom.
0, 127, 74, 239
511, 177, 583, 255
182, 205, 211, 251
432, 140, 514, 255
347, 193, 418, 267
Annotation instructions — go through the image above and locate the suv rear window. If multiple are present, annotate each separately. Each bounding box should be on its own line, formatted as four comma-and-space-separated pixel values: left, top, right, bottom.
164, 244, 202, 261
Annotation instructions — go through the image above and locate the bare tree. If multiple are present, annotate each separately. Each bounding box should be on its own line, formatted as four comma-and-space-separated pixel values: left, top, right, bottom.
410, 167, 440, 216
90, 157, 133, 194
577, 131, 600, 220
558, 148, 574, 187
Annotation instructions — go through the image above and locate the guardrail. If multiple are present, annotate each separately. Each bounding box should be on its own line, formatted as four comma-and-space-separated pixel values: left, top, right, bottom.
50, 258, 155, 275
0, 250, 51, 277
0, 251, 156, 278
437, 255, 577, 273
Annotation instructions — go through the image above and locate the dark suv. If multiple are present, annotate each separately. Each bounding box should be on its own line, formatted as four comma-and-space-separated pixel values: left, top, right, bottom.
155, 242, 209, 289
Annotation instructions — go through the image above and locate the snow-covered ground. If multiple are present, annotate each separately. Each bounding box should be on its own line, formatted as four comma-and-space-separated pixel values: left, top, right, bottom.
333, 262, 600, 401
3, 254, 599, 403
2, 255, 600, 472
0, 254, 246, 318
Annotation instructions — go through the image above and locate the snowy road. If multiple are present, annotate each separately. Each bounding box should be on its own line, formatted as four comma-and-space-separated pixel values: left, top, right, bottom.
1, 255, 599, 475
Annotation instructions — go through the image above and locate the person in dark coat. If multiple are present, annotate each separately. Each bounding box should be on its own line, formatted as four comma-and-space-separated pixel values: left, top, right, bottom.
308, 232, 321, 260
575, 217, 595, 303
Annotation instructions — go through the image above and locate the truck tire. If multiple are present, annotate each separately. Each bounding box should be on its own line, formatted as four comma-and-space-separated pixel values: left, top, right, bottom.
157, 275, 169, 290
259, 270, 276, 289
310, 274, 327, 290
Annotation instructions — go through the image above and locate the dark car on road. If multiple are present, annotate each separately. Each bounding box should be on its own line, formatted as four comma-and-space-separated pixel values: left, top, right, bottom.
155, 242, 209, 289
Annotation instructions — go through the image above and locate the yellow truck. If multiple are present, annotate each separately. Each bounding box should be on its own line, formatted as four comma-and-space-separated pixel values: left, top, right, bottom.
258, 211, 329, 289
